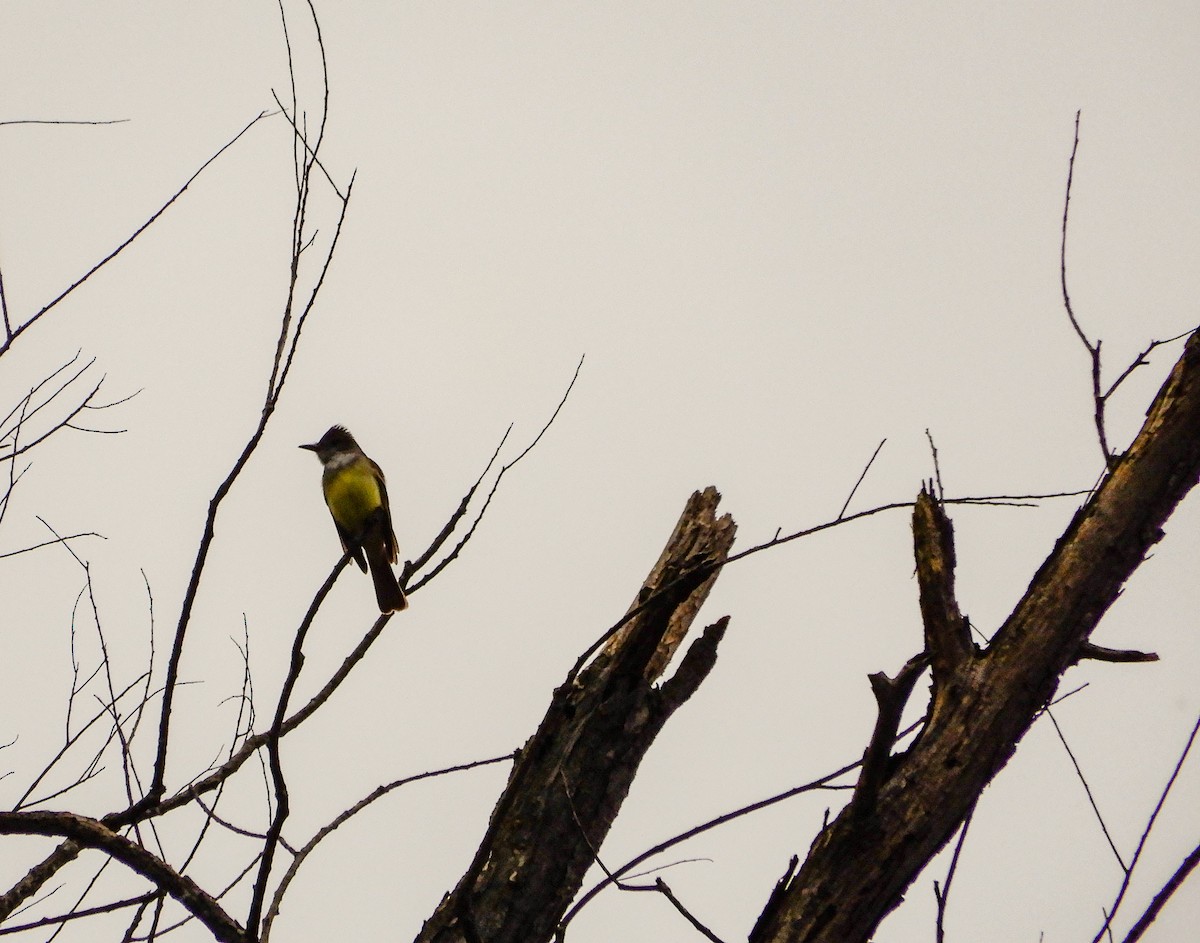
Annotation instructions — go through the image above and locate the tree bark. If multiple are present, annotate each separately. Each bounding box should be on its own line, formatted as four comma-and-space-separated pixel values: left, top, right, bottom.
751, 329, 1200, 943
416, 487, 736, 943
0, 812, 247, 943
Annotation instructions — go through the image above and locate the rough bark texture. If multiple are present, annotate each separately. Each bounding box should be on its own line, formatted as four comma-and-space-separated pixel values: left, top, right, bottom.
0, 812, 248, 943
913, 487, 971, 687
416, 487, 736, 943
751, 329, 1200, 943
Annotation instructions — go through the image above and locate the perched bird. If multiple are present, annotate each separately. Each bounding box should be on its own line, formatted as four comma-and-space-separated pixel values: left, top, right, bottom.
300, 425, 408, 612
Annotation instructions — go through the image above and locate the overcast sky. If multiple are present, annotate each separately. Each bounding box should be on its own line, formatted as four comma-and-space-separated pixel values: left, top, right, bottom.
2, 3, 1199, 941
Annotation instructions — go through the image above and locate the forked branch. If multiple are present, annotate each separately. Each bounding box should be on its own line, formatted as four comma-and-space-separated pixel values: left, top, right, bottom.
417, 488, 735, 943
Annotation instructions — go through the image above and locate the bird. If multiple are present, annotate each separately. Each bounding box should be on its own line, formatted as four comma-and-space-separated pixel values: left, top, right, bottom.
300, 425, 408, 612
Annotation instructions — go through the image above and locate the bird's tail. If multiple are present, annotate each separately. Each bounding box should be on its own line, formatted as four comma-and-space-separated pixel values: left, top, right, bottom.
366, 546, 408, 613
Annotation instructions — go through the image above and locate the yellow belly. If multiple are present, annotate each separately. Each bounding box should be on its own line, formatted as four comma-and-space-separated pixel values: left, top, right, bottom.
323, 463, 382, 535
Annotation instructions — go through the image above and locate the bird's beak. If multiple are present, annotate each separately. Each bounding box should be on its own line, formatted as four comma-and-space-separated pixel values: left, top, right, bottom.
299, 442, 319, 452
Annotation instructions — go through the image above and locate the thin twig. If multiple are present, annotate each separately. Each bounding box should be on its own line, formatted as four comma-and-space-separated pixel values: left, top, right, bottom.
260, 752, 515, 941
1, 354, 133, 462
1053, 114, 1195, 468
559, 730, 904, 929
1058, 111, 1113, 466
0, 113, 269, 359
1104, 329, 1197, 401
403, 424, 512, 580
14, 670, 149, 811
0, 118, 129, 127
0, 259, 10, 339
246, 554, 351, 935
1047, 708, 1126, 870
1120, 839, 1200, 943
653, 879, 728, 943
143, 76, 351, 812
408, 356, 584, 593
569, 488, 1093, 682
0, 532, 102, 560
925, 428, 945, 501
1092, 711, 1200, 943
0, 892, 154, 936
933, 805, 974, 943
1060, 110, 1092, 353
143, 580, 396, 824
838, 439, 886, 520
269, 90, 341, 200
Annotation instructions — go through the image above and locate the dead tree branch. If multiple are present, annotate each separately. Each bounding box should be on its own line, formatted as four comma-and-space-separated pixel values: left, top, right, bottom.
0, 811, 247, 943
912, 487, 971, 685
1057, 111, 1197, 469
0, 115, 269, 359
751, 328, 1200, 943
1120, 839, 1200, 943
416, 487, 736, 943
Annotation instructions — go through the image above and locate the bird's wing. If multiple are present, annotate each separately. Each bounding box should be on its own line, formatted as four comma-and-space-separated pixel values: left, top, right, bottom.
371, 457, 399, 565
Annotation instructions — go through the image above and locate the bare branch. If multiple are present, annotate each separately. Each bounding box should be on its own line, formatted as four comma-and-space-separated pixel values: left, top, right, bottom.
408, 355, 584, 594
1104, 328, 1197, 401
269, 88, 342, 200
13, 670, 149, 811
752, 327, 1200, 942
1047, 708, 1126, 870
0, 532, 103, 560
853, 652, 930, 817
1058, 111, 1114, 466
133, 853, 262, 940
0, 354, 133, 466
260, 752, 515, 942
265, 170, 356, 404
1075, 641, 1158, 664
137, 569, 391, 824
1059, 110, 1093, 354
933, 806, 974, 943
564, 718, 898, 931
925, 428, 945, 501
749, 858, 800, 943
0, 891, 154, 936
245, 551, 351, 935
1093, 711, 1200, 942
570, 486, 1090, 687
0, 118, 129, 127
837, 439, 886, 520
419, 488, 733, 943
0, 259, 10, 343
402, 424, 512, 581
144, 127, 354, 813
1054, 113, 1195, 471
1120, 839, 1200, 943
653, 879, 728, 943
0, 8, 352, 926
0, 812, 247, 943
0, 114, 269, 359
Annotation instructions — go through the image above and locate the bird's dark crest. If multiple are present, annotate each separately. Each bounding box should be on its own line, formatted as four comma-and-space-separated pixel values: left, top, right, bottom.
319, 425, 357, 448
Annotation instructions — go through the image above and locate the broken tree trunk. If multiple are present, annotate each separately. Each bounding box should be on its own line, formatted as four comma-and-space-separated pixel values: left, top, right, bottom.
416, 486, 736, 943
751, 329, 1200, 943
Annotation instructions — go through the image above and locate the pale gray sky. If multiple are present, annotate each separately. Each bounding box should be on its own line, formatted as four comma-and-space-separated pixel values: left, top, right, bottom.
2, 3, 1199, 941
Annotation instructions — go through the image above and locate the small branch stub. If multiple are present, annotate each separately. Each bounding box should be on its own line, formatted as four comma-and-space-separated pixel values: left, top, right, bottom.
852, 653, 929, 817
1075, 641, 1158, 664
